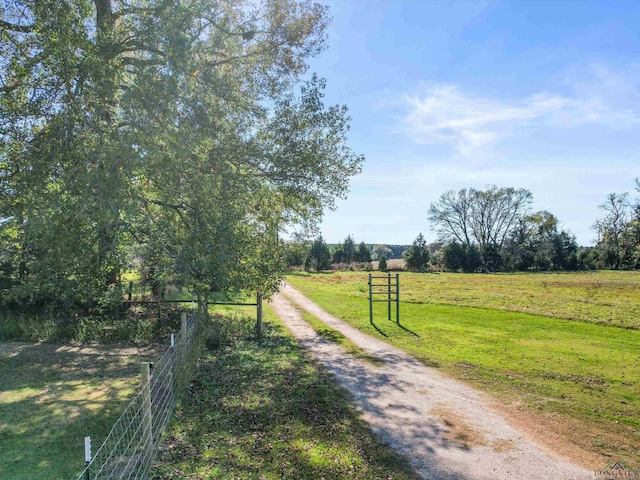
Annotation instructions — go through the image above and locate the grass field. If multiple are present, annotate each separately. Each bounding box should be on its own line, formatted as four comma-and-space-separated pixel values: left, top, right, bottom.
0, 342, 160, 480
286, 271, 640, 466
152, 309, 420, 479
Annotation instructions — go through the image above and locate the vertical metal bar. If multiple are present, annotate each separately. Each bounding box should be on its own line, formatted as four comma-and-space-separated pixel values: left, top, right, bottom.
181, 312, 187, 341
368, 274, 373, 325
396, 273, 400, 325
170, 333, 175, 348
387, 272, 391, 321
141, 362, 153, 459
256, 293, 263, 338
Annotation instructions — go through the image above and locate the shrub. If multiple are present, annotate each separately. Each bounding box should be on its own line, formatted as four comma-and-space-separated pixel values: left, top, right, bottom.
378, 255, 388, 271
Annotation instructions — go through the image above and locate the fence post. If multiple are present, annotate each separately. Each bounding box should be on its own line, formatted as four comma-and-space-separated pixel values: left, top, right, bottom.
141, 362, 153, 459
368, 274, 373, 325
181, 312, 187, 342
387, 272, 391, 321
84, 436, 91, 480
396, 273, 400, 325
256, 293, 263, 338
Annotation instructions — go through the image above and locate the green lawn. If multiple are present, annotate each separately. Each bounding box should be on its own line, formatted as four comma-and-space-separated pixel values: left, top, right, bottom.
287, 271, 640, 465
0, 343, 160, 480
152, 309, 420, 480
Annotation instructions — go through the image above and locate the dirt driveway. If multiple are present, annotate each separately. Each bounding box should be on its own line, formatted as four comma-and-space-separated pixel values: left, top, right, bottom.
270, 283, 592, 480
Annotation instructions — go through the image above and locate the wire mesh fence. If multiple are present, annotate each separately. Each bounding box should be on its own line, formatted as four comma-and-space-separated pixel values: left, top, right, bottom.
75, 313, 201, 480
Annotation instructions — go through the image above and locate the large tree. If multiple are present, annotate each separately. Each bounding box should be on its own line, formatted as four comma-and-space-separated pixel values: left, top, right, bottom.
504, 211, 577, 271
0, 0, 363, 310
592, 183, 640, 270
429, 186, 533, 250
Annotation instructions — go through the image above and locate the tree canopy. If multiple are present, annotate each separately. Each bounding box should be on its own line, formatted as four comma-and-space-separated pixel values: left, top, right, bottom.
428, 186, 532, 249
404, 233, 430, 272
0, 0, 363, 311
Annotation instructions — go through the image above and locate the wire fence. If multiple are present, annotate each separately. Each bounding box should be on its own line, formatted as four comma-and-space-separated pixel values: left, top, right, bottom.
75, 313, 201, 480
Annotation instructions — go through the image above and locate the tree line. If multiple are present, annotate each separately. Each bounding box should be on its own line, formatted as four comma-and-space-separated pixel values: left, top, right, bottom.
0, 0, 363, 314
283, 234, 430, 272
285, 183, 640, 275
429, 184, 640, 273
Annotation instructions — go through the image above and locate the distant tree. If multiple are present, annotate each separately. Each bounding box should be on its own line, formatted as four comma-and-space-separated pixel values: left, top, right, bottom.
577, 247, 603, 270
355, 241, 372, 263
551, 231, 578, 270
378, 254, 388, 272
428, 189, 475, 246
429, 186, 533, 250
442, 243, 482, 273
481, 244, 503, 272
309, 236, 332, 271
372, 244, 393, 261
502, 210, 578, 272
342, 235, 356, 263
405, 233, 430, 272
593, 193, 630, 270
464, 245, 483, 273
332, 246, 345, 264
284, 242, 310, 269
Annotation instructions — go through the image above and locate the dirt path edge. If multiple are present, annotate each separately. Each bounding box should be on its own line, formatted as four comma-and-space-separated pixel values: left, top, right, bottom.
270, 283, 593, 480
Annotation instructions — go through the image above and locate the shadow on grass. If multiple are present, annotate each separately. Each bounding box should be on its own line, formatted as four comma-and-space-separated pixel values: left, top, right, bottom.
370, 321, 389, 337
153, 319, 472, 480
396, 322, 421, 337
152, 322, 431, 480
0, 342, 160, 480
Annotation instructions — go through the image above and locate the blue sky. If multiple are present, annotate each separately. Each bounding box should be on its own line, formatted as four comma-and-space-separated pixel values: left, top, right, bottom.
302, 0, 640, 246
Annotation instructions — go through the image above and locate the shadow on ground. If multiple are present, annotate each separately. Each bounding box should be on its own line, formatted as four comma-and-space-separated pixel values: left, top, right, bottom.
0, 342, 159, 480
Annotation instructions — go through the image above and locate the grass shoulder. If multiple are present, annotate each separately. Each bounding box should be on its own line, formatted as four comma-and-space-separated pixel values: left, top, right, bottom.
299, 311, 385, 367
153, 309, 420, 480
286, 273, 640, 466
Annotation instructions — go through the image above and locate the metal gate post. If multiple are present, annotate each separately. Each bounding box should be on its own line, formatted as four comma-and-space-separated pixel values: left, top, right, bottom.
387, 272, 391, 321
396, 273, 400, 324
368, 274, 373, 324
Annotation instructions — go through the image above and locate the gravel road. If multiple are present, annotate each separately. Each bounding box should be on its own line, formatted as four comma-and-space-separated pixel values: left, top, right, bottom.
270, 283, 593, 480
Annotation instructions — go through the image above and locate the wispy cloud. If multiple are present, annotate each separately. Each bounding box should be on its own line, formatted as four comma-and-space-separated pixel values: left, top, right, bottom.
399, 64, 640, 154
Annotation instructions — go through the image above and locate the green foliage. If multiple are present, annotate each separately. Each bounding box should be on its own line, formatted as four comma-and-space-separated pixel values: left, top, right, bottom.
0, 307, 187, 343
332, 245, 344, 264
355, 241, 372, 263
308, 235, 332, 271
378, 254, 388, 271
283, 241, 311, 269
404, 233, 430, 272
503, 211, 579, 272
372, 244, 393, 261
203, 313, 256, 351
0, 0, 363, 313
592, 183, 640, 270
342, 234, 356, 263
442, 242, 482, 273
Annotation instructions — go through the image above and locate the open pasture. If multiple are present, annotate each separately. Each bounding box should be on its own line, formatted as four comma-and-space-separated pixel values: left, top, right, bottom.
287, 271, 640, 466
0, 342, 160, 480
293, 270, 640, 330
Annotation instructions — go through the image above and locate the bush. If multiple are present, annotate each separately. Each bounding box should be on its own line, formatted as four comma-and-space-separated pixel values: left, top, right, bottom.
204, 313, 256, 350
